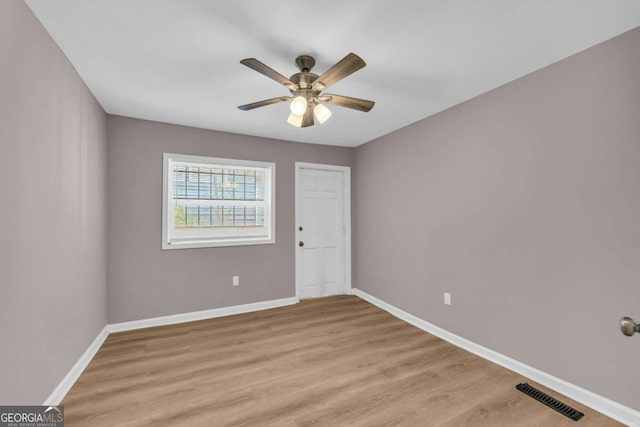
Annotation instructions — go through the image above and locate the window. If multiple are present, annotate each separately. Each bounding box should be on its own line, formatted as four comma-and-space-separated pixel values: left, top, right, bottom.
162, 153, 275, 249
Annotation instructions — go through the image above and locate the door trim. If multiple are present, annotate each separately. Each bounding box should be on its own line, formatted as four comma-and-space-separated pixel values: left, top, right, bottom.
294, 162, 351, 301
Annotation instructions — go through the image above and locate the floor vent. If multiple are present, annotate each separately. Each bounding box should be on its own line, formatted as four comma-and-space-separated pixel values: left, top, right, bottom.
516, 383, 584, 421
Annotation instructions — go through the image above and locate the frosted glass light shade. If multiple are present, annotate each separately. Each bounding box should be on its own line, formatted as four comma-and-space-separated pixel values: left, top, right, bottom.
289, 96, 307, 115
287, 112, 303, 127
313, 103, 332, 124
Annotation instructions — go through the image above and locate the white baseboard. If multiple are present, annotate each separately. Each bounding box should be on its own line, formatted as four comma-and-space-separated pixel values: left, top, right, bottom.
107, 297, 299, 333
352, 288, 640, 427
45, 296, 299, 405
43, 325, 110, 405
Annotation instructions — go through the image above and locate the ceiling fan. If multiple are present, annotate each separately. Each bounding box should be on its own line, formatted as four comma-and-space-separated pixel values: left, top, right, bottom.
237, 53, 375, 128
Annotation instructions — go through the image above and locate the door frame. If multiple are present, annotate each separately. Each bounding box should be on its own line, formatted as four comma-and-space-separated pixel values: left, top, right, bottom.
294, 162, 352, 301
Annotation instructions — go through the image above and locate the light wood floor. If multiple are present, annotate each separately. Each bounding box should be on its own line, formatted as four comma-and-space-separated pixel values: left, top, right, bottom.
63, 296, 622, 426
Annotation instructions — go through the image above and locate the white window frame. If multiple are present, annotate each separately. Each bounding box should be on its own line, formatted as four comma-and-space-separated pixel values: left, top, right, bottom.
162, 153, 276, 250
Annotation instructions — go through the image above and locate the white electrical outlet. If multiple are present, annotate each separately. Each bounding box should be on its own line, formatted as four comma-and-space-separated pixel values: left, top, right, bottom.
232, 276, 239, 286
444, 292, 451, 305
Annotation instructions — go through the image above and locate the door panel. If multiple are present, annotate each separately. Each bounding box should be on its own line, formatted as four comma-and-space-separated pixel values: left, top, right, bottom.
323, 247, 337, 284
303, 249, 318, 287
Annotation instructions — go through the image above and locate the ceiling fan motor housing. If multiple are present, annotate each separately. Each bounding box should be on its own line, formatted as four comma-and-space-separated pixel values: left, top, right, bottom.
289, 72, 319, 100
291, 56, 325, 98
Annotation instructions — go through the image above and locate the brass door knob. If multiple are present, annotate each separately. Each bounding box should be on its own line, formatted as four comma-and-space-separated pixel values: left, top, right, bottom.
620, 317, 640, 336
299, 241, 304, 247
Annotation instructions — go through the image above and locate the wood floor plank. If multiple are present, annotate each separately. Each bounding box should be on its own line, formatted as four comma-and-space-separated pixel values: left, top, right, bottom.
62, 296, 622, 426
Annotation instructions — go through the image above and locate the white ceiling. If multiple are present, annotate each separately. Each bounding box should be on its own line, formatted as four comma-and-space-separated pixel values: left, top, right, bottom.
26, 0, 640, 147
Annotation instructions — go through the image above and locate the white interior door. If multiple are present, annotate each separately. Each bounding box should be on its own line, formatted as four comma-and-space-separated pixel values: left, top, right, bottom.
296, 164, 350, 299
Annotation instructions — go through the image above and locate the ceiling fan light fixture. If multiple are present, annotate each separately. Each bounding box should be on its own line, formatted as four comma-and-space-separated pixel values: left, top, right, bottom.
313, 103, 332, 124
287, 112, 303, 127
289, 95, 307, 115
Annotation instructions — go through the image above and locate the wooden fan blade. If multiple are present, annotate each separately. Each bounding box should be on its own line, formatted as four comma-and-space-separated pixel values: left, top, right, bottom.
237, 96, 290, 111
240, 58, 298, 91
301, 104, 314, 127
319, 94, 375, 112
311, 53, 366, 92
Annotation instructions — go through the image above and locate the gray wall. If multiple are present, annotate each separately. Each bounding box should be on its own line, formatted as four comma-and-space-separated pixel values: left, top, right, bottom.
107, 116, 352, 323
353, 29, 640, 409
0, 1, 107, 404
354, 28, 640, 410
